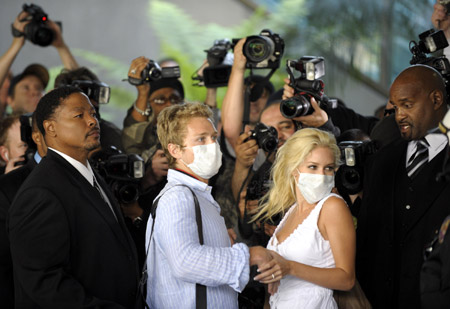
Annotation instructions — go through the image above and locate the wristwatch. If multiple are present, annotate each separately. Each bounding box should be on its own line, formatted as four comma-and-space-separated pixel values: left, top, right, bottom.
133, 101, 151, 116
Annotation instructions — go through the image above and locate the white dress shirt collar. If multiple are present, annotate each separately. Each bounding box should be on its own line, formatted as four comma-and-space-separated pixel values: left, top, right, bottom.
48, 147, 95, 186
406, 133, 447, 165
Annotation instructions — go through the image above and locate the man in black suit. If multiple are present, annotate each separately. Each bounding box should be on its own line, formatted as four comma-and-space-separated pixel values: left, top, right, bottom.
8, 86, 140, 308
356, 65, 450, 308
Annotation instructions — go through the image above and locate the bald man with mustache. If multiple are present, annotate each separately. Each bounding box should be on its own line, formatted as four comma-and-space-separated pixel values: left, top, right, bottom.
356, 65, 450, 308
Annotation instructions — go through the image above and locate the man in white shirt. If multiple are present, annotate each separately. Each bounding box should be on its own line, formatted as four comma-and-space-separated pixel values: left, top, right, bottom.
145, 102, 271, 308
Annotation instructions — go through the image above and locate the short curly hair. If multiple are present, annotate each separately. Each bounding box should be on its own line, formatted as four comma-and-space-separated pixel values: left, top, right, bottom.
157, 102, 213, 168
35, 86, 82, 136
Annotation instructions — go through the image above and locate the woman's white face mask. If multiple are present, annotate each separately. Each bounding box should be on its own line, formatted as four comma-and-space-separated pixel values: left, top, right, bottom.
295, 171, 334, 204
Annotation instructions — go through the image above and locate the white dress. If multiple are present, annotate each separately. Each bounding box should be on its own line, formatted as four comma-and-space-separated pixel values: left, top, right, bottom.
267, 193, 340, 309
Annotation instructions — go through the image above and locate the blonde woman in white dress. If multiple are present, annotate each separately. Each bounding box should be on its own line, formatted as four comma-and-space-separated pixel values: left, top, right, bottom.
253, 128, 355, 308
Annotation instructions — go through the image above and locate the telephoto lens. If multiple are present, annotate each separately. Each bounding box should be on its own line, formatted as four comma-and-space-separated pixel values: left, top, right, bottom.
280, 95, 313, 119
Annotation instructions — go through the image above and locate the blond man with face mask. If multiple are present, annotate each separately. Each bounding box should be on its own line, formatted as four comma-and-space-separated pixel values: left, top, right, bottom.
145, 102, 272, 308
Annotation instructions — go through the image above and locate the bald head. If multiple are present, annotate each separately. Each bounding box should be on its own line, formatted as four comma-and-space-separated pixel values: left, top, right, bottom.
390, 65, 448, 141
396, 65, 446, 98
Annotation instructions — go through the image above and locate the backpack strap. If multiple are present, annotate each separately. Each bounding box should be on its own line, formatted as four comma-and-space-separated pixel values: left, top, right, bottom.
139, 184, 206, 309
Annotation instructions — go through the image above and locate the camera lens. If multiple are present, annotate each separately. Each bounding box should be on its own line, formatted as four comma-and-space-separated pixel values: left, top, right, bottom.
116, 183, 139, 204
148, 67, 162, 80
24, 24, 54, 46
261, 137, 278, 153
244, 36, 274, 63
336, 165, 363, 195
280, 95, 312, 118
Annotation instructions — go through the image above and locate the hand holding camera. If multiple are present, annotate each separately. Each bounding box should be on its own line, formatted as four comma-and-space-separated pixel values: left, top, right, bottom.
235, 125, 259, 168
244, 123, 278, 153
11, 4, 62, 47
232, 38, 247, 72
282, 77, 328, 127
127, 56, 151, 93
127, 57, 180, 86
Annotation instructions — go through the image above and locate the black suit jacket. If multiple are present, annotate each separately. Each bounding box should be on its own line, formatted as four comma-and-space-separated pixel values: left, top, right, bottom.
8, 150, 140, 308
0, 157, 37, 309
356, 139, 450, 308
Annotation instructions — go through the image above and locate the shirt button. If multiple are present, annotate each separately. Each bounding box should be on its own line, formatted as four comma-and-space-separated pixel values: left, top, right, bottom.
406, 205, 411, 210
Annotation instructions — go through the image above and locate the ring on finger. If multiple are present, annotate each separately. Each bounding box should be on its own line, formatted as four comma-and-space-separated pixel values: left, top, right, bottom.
272, 273, 275, 280
131, 69, 137, 74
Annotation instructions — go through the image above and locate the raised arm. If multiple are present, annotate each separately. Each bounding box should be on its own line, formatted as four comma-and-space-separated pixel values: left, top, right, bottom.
0, 12, 28, 88
231, 126, 258, 200
221, 38, 246, 149
48, 19, 79, 70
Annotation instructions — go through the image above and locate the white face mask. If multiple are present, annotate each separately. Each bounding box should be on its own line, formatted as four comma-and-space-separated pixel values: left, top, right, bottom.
296, 172, 334, 204
184, 142, 222, 179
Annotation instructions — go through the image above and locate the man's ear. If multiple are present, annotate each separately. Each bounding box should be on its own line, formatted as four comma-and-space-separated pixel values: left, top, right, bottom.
32, 131, 42, 146
43, 119, 56, 137
167, 143, 181, 159
431, 90, 444, 110
0, 146, 9, 162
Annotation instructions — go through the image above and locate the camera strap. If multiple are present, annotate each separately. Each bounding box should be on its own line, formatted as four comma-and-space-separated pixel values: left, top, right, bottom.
138, 184, 206, 309
126, 76, 145, 86
10, 24, 24, 38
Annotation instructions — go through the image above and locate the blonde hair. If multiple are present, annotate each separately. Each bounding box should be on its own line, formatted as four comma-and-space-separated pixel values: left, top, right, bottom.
156, 102, 213, 168
253, 128, 340, 222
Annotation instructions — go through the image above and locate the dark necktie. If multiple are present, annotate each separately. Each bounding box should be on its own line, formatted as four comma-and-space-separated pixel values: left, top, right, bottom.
93, 176, 106, 201
406, 138, 429, 179
93, 175, 118, 221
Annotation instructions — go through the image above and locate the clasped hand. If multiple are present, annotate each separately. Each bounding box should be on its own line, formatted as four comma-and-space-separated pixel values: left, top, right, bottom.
250, 247, 290, 295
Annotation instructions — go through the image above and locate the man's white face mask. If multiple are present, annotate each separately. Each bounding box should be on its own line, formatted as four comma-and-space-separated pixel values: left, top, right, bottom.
184, 142, 222, 179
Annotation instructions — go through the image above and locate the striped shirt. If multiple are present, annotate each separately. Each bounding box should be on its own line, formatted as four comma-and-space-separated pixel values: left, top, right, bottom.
145, 169, 250, 308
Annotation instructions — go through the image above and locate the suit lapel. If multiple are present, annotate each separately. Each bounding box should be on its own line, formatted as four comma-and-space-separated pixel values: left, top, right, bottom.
95, 171, 137, 254
404, 148, 448, 236
48, 151, 133, 254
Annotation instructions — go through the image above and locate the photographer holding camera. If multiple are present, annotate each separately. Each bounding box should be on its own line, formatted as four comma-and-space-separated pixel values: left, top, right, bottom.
0, 4, 78, 115
121, 55, 184, 204
432, 0, 450, 59
221, 38, 276, 152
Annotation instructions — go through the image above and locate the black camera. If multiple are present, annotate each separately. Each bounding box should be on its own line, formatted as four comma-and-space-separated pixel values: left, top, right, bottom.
233, 29, 285, 69
127, 59, 181, 86
71, 80, 111, 105
409, 29, 450, 95
240, 160, 282, 241
13, 4, 61, 47
18, 113, 35, 167
335, 140, 378, 195
142, 60, 180, 81
193, 39, 234, 88
90, 147, 145, 204
245, 123, 278, 153
280, 56, 335, 119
